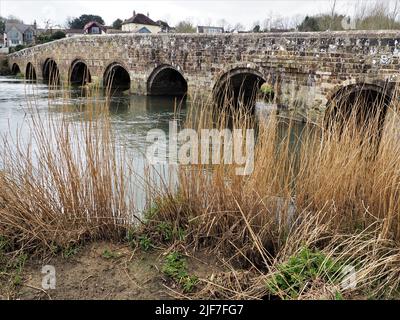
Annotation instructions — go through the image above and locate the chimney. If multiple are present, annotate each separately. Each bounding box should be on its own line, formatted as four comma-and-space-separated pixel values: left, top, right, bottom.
133, 10, 136, 17
147, 12, 149, 17
33, 20, 37, 30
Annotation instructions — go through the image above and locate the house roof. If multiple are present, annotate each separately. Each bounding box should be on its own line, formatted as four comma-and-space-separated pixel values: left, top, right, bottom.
83, 21, 106, 32
123, 13, 158, 26
5, 22, 35, 34
156, 20, 170, 28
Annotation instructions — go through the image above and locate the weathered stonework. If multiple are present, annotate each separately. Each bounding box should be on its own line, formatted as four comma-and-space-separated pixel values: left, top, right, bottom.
7, 31, 400, 121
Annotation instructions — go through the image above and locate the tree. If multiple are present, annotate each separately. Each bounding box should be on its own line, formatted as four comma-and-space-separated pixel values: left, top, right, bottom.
6, 15, 23, 24
315, 14, 345, 31
51, 30, 66, 40
67, 14, 105, 29
112, 18, 123, 30
252, 25, 261, 33
298, 16, 320, 32
175, 20, 196, 33
233, 23, 244, 32
1, 15, 24, 33
0, 17, 5, 33
36, 30, 66, 45
217, 19, 231, 31
329, 0, 337, 30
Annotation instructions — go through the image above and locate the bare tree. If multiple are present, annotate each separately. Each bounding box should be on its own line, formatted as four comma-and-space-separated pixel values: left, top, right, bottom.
233, 23, 244, 32
217, 18, 231, 31
329, 0, 337, 30
6, 15, 23, 24
389, 0, 400, 28
175, 20, 196, 33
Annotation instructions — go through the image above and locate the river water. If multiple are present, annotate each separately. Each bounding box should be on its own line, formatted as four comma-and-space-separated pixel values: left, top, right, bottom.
0, 76, 306, 212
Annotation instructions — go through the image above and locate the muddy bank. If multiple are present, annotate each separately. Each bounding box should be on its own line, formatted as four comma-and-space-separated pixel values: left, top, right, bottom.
0, 242, 223, 300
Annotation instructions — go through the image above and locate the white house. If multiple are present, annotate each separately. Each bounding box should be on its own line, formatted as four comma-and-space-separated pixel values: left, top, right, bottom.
4, 22, 36, 47
197, 26, 224, 34
121, 11, 161, 33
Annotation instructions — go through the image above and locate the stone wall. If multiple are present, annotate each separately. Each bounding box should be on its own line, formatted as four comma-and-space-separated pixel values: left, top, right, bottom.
7, 31, 400, 120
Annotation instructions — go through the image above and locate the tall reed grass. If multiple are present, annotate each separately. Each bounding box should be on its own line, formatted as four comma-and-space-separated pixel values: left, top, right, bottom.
0, 79, 399, 298
0, 87, 135, 253
144, 86, 400, 299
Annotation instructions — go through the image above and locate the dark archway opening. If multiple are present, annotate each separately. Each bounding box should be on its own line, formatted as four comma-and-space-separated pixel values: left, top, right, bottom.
326, 85, 390, 128
70, 61, 91, 86
43, 58, 60, 86
103, 63, 131, 92
25, 63, 37, 80
325, 84, 391, 146
11, 63, 21, 75
147, 66, 187, 97
214, 68, 266, 111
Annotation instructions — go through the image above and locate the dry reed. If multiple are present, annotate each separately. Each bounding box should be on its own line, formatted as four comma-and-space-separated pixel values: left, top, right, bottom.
0, 77, 399, 298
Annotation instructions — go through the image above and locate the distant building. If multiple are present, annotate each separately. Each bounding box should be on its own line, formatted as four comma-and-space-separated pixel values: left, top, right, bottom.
121, 11, 161, 33
106, 29, 130, 35
196, 26, 224, 34
269, 28, 295, 33
157, 20, 173, 33
65, 29, 84, 38
83, 21, 107, 35
4, 21, 36, 47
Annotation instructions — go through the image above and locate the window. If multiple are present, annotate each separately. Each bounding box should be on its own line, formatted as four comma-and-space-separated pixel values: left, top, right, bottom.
10, 30, 19, 39
24, 31, 33, 41
91, 27, 100, 34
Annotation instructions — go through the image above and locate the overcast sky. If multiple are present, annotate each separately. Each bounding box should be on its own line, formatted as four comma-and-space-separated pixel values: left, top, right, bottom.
0, 0, 393, 29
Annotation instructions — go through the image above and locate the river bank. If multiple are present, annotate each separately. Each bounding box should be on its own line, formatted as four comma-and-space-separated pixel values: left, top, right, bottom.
0, 79, 400, 300
0, 242, 225, 300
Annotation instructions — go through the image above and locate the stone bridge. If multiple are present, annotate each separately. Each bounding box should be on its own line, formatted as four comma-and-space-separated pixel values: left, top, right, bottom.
7, 31, 400, 121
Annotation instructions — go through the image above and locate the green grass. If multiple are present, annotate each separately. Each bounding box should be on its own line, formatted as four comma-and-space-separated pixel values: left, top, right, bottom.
156, 222, 186, 242
266, 247, 344, 299
138, 235, 154, 252
0, 237, 27, 289
143, 203, 160, 221
162, 251, 198, 293
259, 83, 274, 101
62, 244, 80, 259
101, 249, 118, 259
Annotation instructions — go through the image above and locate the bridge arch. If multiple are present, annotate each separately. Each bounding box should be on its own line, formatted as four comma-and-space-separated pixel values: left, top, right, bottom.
42, 58, 60, 85
25, 62, 37, 80
69, 59, 91, 86
147, 64, 187, 96
213, 67, 266, 110
325, 82, 392, 130
103, 62, 131, 92
11, 63, 21, 75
